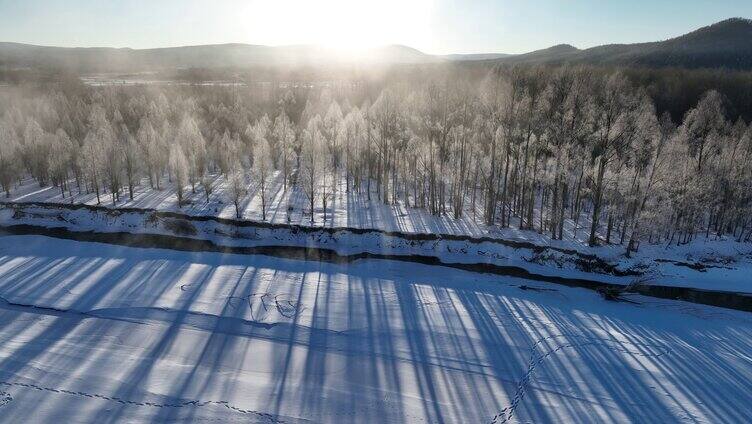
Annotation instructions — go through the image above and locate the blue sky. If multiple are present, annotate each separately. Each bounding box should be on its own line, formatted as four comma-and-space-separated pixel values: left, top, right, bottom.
0, 0, 750, 54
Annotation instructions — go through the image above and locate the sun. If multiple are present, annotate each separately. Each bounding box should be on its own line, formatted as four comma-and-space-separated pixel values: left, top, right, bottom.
240, 0, 434, 52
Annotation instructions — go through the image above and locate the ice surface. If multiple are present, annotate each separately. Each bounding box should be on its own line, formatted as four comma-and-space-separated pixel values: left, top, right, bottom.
0, 235, 750, 423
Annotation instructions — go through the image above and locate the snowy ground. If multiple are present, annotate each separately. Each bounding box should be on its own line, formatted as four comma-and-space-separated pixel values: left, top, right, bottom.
8, 171, 656, 250
8, 173, 505, 240
7, 173, 752, 290
0, 234, 750, 423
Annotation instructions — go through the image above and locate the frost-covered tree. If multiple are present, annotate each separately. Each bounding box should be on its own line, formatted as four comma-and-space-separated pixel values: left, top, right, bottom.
680, 90, 727, 173
252, 138, 274, 221
80, 132, 104, 204
300, 118, 326, 223
22, 119, 51, 186
0, 120, 21, 197
272, 112, 296, 191
169, 144, 189, 206
228, 162, 247, 219
370, 89, 407, 205
119, 124, 140, 200
341, 108, 367, 193
245, 114, 271, 159
178, 116, 207, 194
322, 101, 343, 193
586, 73, 644, 246
49, 129, 74, 197
137, 119, 162, 189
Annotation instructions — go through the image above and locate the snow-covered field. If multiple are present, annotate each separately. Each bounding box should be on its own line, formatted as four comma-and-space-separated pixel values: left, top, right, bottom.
0, 234, 751, 423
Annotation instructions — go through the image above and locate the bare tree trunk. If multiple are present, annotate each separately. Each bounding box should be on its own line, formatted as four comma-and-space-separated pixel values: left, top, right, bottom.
589, 157, 607, 246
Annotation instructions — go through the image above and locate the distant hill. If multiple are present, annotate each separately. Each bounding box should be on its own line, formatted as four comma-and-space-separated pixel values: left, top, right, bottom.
0, 43, 439, 72
495, 44, 579, 65
441, 53, 513, 61
495, 18, 752, 70
1, 18, 751, 72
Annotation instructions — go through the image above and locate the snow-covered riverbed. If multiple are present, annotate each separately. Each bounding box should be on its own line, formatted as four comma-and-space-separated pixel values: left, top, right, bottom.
0, 235, 749, 423
4, 202, 752, 294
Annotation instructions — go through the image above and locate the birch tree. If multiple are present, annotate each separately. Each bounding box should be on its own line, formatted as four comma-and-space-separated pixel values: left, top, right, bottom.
0, 120, 21, 197
169, 144, 189, 206
228, 162, 247, 219
252, 138, 274, 221
300, 118, 326, 223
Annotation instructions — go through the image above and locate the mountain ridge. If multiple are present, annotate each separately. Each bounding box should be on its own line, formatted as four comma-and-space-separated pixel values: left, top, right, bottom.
1, 18, 750, 71
493, 18, 752, 69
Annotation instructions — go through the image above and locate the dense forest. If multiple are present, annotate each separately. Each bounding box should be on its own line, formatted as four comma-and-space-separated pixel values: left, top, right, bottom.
1, 64, 751, 255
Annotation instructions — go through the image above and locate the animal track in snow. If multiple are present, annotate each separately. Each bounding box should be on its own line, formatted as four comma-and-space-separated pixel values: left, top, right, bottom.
226, 292, 305, 321
0, 381, 282, 422
0, 391, 11, 407
489, 334, 671, 424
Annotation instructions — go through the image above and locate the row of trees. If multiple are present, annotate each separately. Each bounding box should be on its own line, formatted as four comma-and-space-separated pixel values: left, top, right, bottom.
1, 65, 751, 253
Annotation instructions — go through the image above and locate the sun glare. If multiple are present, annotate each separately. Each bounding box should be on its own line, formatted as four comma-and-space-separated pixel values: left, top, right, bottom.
241, 0, 434, 52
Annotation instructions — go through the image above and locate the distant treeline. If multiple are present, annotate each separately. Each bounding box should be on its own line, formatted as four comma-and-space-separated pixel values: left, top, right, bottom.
621, 66, 752, 123
4, 62, 752, 123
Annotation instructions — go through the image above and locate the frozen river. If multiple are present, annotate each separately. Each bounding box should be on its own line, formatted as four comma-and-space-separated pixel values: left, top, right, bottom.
0, 235, 750, 423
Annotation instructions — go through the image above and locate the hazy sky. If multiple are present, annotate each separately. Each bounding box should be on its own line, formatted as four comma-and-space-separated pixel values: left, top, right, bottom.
0, 0, 750, 54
